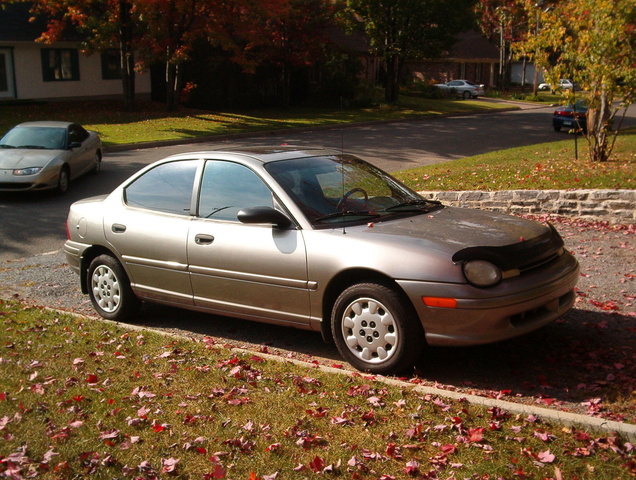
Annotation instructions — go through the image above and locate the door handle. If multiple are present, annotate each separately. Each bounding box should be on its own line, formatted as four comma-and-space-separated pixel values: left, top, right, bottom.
112, 223, 126, 233
195, 234, 214, 245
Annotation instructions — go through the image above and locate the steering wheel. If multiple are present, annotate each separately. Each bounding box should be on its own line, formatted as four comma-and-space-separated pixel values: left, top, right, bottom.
336, 187, 369, 210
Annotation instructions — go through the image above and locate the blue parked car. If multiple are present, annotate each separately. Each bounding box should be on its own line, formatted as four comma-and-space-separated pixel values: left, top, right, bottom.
553, 101, 588, 133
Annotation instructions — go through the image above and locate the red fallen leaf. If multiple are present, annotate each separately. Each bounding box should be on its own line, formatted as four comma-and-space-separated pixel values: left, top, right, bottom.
153, 424, 167, 433
161, 457, 179, 474
72, 395, 83, 402
203, 463, 226, 479
386, 443, 402, 459
534, 430, 552, 442
468, 428, 485, 443
265, 443, 281, 452
31, 383, 45, 395
99, 429, 120, 441
196, 447, 207, 455
441, 444, 456, 455
306, 407, 329, 418
403, 459, 420, 475
309, 456, 326, 473
537, 449, 555, 463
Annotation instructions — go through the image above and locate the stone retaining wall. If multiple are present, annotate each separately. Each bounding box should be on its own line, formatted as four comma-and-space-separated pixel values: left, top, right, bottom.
418, 189, 636, 223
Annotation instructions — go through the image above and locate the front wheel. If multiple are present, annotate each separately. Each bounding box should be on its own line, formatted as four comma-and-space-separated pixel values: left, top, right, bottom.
92, 150, 102, 174
56, 167, 70, 195
331, 282, 425, 374
87, 254, 140, 321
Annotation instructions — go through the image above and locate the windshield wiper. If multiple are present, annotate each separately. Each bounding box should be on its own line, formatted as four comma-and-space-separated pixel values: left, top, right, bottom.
16, 145, 47, 149
314, 210, 381, 223
384, 199, 442, 212
0, 144, 16, 149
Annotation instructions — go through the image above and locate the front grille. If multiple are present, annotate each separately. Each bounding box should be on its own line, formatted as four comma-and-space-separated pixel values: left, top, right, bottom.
510, 290, 575, 328
0, 183, 33, 190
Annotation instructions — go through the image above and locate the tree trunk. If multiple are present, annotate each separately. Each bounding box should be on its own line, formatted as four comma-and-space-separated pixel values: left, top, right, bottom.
166, 61, 181, 112
118, 0, 135, 111
586, 90, 613, 162
385, 54, 400, 103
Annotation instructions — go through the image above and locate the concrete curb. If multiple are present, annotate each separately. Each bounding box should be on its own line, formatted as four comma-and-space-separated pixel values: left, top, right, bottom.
34, 304, 636, 442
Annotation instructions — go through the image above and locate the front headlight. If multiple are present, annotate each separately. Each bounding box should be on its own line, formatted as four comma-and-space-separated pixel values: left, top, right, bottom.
13, 167, 43, 176
463, 260, 502, 287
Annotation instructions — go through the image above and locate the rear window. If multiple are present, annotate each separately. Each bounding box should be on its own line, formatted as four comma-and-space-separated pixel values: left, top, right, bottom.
124, 160, 198, 215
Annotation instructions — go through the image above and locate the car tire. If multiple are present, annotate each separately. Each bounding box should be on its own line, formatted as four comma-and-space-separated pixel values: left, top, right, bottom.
88, 254, 141, 321
56, 166, 70, 195
92, 150, 102, 174
331, 281, 425, 374
553, 125, 561, 132
462, 91, 471, 100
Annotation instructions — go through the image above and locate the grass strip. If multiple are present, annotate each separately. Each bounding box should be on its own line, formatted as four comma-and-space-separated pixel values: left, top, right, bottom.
0, 300, 634, 479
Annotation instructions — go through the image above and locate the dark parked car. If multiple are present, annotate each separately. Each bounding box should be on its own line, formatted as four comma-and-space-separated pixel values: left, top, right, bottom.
64, 148, 579, 374
0, 121, 102, 193
553, 101, 588, 133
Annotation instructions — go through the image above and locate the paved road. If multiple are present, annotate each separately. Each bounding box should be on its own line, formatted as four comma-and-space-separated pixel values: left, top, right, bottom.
0, 101, 633, 260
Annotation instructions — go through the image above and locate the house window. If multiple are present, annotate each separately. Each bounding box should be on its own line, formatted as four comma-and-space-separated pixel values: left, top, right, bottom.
41, 48, 79, 82
101, 50, 121, 80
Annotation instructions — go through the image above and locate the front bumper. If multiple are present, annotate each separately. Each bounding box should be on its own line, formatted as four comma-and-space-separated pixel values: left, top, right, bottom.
0, 169, 59, 192
398, 251, 580, 346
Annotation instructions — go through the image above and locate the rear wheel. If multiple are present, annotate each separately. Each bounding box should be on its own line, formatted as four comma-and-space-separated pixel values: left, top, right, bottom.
88, 254, 140, 321
462, 91, 471, 99
331, 281, 425, 374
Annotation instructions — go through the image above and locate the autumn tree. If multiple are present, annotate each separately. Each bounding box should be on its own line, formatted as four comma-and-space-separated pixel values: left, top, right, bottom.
346, 0, 476, 103
474, 0, 528, 89
134, 0, 220, 111
214, 0, 338, 107
16, 0, 140, 111
517, 0, 635, 162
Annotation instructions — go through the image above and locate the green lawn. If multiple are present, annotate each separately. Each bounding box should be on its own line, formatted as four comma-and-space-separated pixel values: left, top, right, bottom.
1, 300, 634, 479
0, 97, 509, 147
394, 130, 636, 191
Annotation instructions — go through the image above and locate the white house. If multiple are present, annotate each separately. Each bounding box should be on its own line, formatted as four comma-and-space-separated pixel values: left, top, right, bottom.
0, 2, 150, 101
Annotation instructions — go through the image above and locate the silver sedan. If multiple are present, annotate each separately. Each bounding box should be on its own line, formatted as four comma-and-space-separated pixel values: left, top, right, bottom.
0, 121, 102, 194
435, 80, 486, 99
64, 148, 579, 374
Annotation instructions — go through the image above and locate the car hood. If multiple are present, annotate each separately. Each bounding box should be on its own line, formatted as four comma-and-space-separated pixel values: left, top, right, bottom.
0, 149, 61, 169
342, 206, 560, 271
364, 207, 547, 250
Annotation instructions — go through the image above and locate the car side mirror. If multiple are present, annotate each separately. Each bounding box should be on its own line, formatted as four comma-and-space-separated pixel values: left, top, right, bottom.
68, 141, 81, 149
237, 206, 293, 229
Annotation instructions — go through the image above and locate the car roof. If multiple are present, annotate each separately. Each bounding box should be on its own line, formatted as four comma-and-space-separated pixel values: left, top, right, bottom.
15, 121, 74, 128
164, 146, 342, 165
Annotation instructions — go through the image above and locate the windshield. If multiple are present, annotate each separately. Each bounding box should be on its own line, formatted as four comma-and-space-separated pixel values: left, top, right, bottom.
265, 154, 442, 227
0, 126, 67, 150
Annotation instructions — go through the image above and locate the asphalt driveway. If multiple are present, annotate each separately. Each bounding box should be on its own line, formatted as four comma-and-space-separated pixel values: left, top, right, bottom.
0, 100, 576, 261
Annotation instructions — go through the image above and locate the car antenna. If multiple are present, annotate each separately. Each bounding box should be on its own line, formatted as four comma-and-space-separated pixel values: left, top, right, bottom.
340, 96, 347, 235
